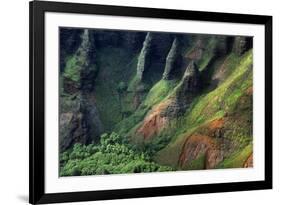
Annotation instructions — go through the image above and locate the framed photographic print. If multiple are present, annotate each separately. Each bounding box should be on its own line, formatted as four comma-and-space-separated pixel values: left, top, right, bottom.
29, 0, 272, 204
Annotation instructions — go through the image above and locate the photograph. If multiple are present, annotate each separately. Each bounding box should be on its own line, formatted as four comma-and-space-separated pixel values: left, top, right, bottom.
59, 28, 254, 176
29, 1, 272, 203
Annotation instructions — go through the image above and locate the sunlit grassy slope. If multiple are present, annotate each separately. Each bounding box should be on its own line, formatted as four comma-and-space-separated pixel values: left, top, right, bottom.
154, 50, 253, 168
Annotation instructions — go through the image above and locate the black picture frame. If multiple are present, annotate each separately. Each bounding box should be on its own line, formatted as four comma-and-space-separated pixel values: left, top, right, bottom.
29, 0, 272, 204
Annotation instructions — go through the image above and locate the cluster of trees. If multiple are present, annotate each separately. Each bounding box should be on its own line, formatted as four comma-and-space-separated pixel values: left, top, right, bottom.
60, 132, 173, 176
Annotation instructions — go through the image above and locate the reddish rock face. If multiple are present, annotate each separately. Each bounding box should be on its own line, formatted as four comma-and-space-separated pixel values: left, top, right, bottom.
178, 118, 226, 169
243, 153, 253, 168
137, 113, 168, 140
246, 86, 253, 95
209, 118, 224, 130
205, 149, 224, 169
178, 134, 223, 169
136, 101, 170, 140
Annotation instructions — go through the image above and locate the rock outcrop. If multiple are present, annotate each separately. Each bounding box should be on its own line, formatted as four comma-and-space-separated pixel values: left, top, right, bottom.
232, 36, 252, 56
180, 61, 200, 94
178, 118, 227, 169
178, 134, 224, 169
78, 29, 98, 91
63, 29, 98, 92
60, 29, 103, 152
136, 61, 201, 140
136, 100, 171, 140
243, 153, 253, 168
136, 32, 153, 81
163, 61, 200, 118
59, 94, 104, 152
162, 38, 181, 80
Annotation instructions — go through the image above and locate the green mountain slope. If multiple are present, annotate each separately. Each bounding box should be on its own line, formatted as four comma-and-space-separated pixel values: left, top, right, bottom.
154, 50, 253, 169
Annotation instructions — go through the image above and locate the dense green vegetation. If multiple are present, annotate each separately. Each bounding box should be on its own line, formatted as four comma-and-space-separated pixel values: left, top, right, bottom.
60, 132, 173, 176
63, 55, 80, 82
144, 80, 177, 107
94, 47, 138, 131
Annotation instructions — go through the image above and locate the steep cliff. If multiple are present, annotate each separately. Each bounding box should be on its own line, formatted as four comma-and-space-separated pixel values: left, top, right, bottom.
162, 38, 182, 80
136, 32, 153, 81
60, 29, 103, 152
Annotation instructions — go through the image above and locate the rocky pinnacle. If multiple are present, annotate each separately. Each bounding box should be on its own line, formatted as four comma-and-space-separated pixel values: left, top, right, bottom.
136, 32, 153, 81
162, 38, 180, 80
